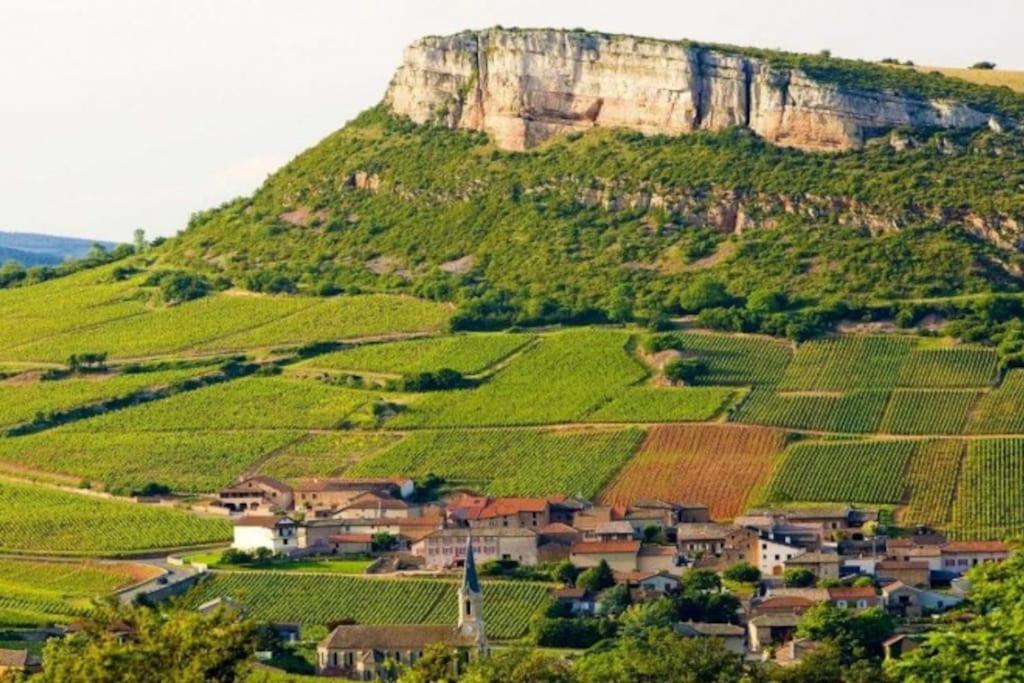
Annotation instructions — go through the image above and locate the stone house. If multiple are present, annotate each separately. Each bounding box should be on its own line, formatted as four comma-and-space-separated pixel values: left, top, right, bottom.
231, 516, 299, 554
676, 622, 746, 655
783, 551, 841, 581
414, 527, 538, 567
569, 539, 641, 573
637, 544, 679, 573
939, 541, 1009, 576
881, 581, 963, 617
217, 476, 293, 513
876, 560, 931, 587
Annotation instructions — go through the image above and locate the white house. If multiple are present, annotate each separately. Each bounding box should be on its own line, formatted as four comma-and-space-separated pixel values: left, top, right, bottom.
939, 541, 1010, 576
232, 516, 299, 554
757, 537, 805, 577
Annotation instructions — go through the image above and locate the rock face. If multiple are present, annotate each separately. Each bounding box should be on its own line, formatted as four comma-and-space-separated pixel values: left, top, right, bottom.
385, 29, 992, 152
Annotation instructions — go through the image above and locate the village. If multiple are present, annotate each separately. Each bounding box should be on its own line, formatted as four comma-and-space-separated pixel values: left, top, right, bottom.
209, 473, 1010, 679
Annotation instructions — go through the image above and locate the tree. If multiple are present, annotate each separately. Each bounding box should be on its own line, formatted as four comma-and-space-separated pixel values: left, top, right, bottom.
575, 560, 615, 592
723, 562, 760, 583
459, 646, 575, 683
642, 524, 666, 544
783, 568, 816, 587
618, 599, 676, 639
970, 60, 996, 69
680, 569, 721, 593
679, 276, 731, 313
372, 532, 398, 552
574, 628, 754, 683
663, 358, 708, 384
36, 603, 256, 683
746, 287, 788, 314
796, 603, 893, 661
553, 560, 579, 586
596, 582, 631, 617
398, 641, 461, 683
133, 228, 147, 253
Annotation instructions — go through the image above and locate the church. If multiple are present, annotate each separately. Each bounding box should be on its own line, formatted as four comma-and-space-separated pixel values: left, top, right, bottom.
316, 539, 488, 679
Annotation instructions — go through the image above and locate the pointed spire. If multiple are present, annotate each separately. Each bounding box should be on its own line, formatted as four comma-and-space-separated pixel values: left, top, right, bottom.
463, 536, 481, 593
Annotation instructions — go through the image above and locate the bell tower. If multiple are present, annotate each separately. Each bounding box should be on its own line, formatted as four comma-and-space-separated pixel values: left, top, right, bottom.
457, 537, 486, 648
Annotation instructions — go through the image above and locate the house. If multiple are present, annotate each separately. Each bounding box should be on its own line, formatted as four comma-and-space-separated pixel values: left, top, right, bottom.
881, 581, 963, 617
827, 586, 881, 611
886, 540, 943, 572
590, 521, 637, 541
634, 571, 682, 594
569, 540, 641, 573
231, 516, 299, 554
775, 639, 825, 667
548, 498, 587, 525
883, 633, 923, 661
939, 541, 1009, 576
217, 476, 293, 513
0, 649, 40, 676
676, 622, 746, 655
783, 551, 841, 581
300, 516, 444, 553
327, 533, 375, 555
755, 534, 806, 577
751, 595, 817, 618
316, 539, 486, 679
334, 491, 417, 520
414, 527, 538, 568
676, 523, 731, 557
448, 496, 555, 529
748, 613, 800, 652
876, 560, 931, 587
552, 587, 596, 615
637, 544, 679, 573
537, 522, 581, 546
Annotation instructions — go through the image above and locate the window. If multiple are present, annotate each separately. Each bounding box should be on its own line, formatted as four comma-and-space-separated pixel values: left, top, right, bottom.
857, 600, 867, 609
774, 554, 780, 561
837, 600, 847, 608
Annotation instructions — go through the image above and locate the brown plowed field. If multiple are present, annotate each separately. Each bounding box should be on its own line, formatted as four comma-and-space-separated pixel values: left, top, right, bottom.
599, 424, 788, 519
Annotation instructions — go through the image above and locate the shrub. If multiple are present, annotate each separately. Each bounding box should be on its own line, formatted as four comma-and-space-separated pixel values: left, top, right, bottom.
970, 61, 996, 70
664, 358, 709, 384
575, 560, 615, 592
783, 568, 817, 587
679, 276, 731, 313
723, 562, 761, 583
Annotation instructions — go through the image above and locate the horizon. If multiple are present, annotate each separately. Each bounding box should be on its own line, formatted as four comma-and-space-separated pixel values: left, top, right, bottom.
2, 0, 1023, 243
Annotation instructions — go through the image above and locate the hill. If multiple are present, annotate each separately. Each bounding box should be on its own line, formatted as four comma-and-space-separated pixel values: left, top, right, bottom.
915, 66, 1024, 94
0, 231, 118, 266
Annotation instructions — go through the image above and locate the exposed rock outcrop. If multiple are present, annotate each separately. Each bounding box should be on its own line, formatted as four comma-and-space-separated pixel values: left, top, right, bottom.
385, 29, 993, 152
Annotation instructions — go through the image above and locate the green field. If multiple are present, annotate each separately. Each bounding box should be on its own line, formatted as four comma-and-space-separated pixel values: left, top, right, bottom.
0, 479, 231, 554
671, 332, 793, 386
951, 439, 1024, 539
68, 377, 381, 432
0, 291, 449, 363
763, 440, 916, 504
967, 370, 1024, 434
254, 432, 402, 482
389, 329, 647, 427
0, 430, 302, 493
904, 440, 965, 528
896, 347, 998, 388
585, 386, 736, 422
880, 390, 982, 435
0, 558, 144, 626
180, 572, 551, 640
0, 367, 217, 429
781, 336, 912, 391
295, 333, 532, 376
732, 390, 888, 433
349, 427, 644, 498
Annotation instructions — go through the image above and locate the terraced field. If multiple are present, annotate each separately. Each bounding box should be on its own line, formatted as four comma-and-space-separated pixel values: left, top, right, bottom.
763, 440, 916, 504
0, 479, 231, 554
967, 370, 1024, 434
880, 390, 982, 435
67, 377, 381, 432
600, 424, 788, 518
180, 572, 551, 640
780, 336, 912, 391
904, 440, 965, 527
951, 439, 1024, 539
896, 347, 998, 388
296, 333, 532, 375
0, 367, 217, 429
349, 427, 644, 498
0, 429, 302, 493
732, 390, 888, 433
254, 432, 402, 482
389, 329, 647, 427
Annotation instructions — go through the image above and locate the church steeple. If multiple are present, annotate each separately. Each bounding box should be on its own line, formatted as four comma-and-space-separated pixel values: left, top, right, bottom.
457, 537, 485, 647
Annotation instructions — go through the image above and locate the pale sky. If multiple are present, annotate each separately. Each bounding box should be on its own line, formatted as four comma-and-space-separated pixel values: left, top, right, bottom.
2, 0, 1022, 242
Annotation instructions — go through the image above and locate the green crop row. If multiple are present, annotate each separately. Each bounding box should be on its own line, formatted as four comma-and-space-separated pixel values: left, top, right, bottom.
732, 389, 888, 433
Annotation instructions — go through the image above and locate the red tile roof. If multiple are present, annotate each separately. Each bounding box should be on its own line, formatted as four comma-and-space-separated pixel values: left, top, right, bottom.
571, 540, 640, 555
233, 515, 293, 529
941, 541, 1009, 554
756, 596, 817, 611
328, 534, 373, 544
828, 586, 878, 601
638, 544, 677, 556
478, 497, 550, 519
538, 522, 578, 535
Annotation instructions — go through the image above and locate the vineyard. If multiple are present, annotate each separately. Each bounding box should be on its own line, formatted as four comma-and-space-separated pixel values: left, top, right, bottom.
600, 424, 788, 518
389, 329, 648, 427
297, 333, 532, 376
763, 440, 916, 504
0, 479, 231, 554
903, 440, 965, 527
896, 347, 998, 388
68, 377, 379, 432
0, 429, 301, 493
349, 427, 644, 498
665, 332, 793, 386
966, 370, 1024, 434
585, 386, 736, 422
951, 439, 1024, 539
731, 390, 888, 433
0, 366, 215, 429
880, 390, 981, 435
254, 432, 402, 482
180, 572, 551, 640
780, 336, 912, 391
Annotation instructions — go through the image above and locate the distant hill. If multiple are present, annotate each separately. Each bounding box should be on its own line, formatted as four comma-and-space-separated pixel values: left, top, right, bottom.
0, 231, 118, 267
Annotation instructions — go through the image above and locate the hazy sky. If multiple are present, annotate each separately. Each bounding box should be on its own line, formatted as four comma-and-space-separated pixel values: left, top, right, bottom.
2, 0, 1022, 242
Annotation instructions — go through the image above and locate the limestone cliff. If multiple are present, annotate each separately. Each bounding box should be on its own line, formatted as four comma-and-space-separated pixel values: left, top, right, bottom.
384, 29, 994, 152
